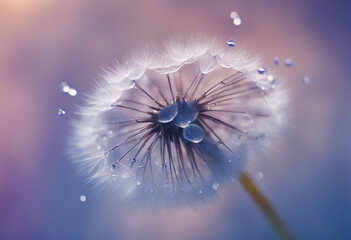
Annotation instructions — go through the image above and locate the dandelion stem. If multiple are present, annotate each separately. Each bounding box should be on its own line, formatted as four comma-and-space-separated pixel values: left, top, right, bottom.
239, 172, 296, 240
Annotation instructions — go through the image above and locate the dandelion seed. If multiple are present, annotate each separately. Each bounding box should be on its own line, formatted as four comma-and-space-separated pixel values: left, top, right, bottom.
68, 38, 287, 207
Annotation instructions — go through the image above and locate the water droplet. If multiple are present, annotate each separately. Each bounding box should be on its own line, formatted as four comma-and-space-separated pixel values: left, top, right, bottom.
258, 67, 267, 74
183, 124, 204, 143
233, 17, 242, 26
302, 76, 310, 85
267, 75, 276, 88
273, 57, 280, 65
230, 11, 239, 19
111, 100, 122, 107
68, 88, 77, 96
228, 159, 232, 163
112, 163, 117, 168
136, 180, 142, 186
80, 195, 86, 202
60, 82, 70, 93
256, 172, 264, 180
164, 180, 169, 187
227, 40, 235, 47
173, 101, 198, 128
58, 108, 66, 116
130, 158, 136, 167
198, 190, 203, 194
96, 145, 102, 150
212, 182, 220, 190
138, 165, 144, 169
285, 58, 293, 67
158, 104, 178, 123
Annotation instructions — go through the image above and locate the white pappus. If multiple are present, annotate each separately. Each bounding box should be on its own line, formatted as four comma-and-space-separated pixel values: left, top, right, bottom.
68, 38, 288, 207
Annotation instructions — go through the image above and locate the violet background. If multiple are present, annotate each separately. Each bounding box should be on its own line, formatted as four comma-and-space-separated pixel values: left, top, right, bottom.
0, 0, 350, 239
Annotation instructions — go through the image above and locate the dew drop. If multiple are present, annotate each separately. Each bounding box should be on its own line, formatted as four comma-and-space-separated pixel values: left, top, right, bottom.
58, 108, 66, 116
233, 17, 242, 26
130, 158, 136, 167
256, 172, 264, 181
267, 75, 276, 88
227, 40, 236, 47
302, 76, 310, 85
60, 82, 70, 93
212, 182, 220, 190
258, 67, 267, 74
183, 124, 204, 143
230, 11, 239, 19
273, 57, 280, 65
68, 88, 77, 96
285, 58, 293, 67
158, 104, 178, 123
173, 101, 198, 128
80, 195, 86, 202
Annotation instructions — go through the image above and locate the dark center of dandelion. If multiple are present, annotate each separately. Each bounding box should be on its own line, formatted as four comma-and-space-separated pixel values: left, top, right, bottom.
157, 98, 204, 143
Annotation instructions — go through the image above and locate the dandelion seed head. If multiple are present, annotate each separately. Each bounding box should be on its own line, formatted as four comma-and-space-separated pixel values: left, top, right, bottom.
68, 38, 288, 206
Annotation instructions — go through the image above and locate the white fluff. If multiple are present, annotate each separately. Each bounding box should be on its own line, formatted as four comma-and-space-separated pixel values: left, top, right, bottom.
68, 38, 288, 206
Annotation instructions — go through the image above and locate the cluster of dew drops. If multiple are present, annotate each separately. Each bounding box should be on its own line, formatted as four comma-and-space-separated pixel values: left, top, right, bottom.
227, 11, 311, 88
227, 11, 311, 181
58, 82, 86, 202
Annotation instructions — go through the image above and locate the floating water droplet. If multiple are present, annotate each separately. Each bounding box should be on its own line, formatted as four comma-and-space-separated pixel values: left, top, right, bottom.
58, 108, 66, 116
212, 182, 220, 190
285, 58, 293, 67
228, 159, 232, 163
138, 165, 144, 169
80, 195, 86, 202
198, 190, 203, 194
158, 104, 178, 123
230, 11, 239, 19
256, 172, 264, 180
60, 82, 70, 93
233, 17, 242, 26
183, 123, 204, 143
96, 145, 102, 150
258, 67, 267, 74
302, 76, 310, 85
273, 57, 280, 65
227, 40, 235, 47
68, 88, 77, 96
136, 180, 142, 186
112, 163, 117, 168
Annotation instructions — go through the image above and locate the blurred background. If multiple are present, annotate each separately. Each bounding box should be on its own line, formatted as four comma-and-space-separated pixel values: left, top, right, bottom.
0, 0, 350, 239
